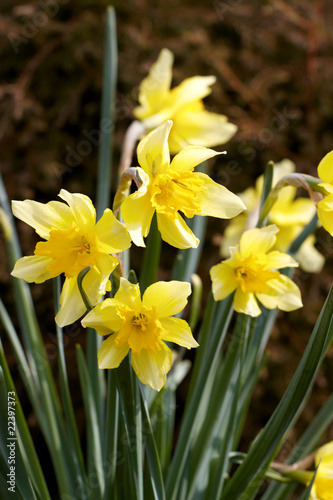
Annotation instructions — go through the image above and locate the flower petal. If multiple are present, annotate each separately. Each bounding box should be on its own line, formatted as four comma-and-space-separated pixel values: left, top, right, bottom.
137, 121, 172, 176
210, 262, 237, 301
131, 342, 172, 391
240, 225, 278, 257
233, 288, 261, 317
169, 76, 216, 109
265, 251, 299, 269
157, 212, 199, 249
318, 194, 333, 236
114, 278, 142, 310
55, 277, 87, 327
271, 197, 316, 226
160, 317, 198, 348
98, 334, 129, 369
82, 299, 122, 335
12, 199, 72, 239
58, 190, 96, 230
11, 255, 52, 283
296, 235, 325, 273
95, 208, 131, 253
170, 146, 221, 173
256, 275, 302, 312
318, 150, 333, 184
121, 188, 155, 247
195, 172, 246, 219
142, 281, 191, 317
134, 48, 173, 120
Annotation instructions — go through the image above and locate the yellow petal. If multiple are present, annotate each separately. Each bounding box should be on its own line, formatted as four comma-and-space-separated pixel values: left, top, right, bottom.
160, 317, 198, 348
55, 277, 87, 327
157, 212, 199, 249
318, 194, 333, 236
91, 254, 118, 295
240, 225, 278, 257
318, 150, 333, 184
95, 208, 131, 253
296, 235, 325, 273
115, 278, 141, 310
210, 262, 237, 301
11, 255, 52, 283
58, 190, 96, 230
131, 342, 172, 391
82, 299, 122, 335
169, 76, 216, 110
171, 108, 237, 152
233, 288, 261, 317
271, 197, 316, 226
137, 121, 172, 176
196, 172, 246, 219
170, 146, 221, 173
134, 48, 173, 120
256, 275, 302, 312
142, 281, 191, 317
121, 188, 155, 247
98, 334, 129, 369
265, 251, 299, 269
12, 199, 72, 239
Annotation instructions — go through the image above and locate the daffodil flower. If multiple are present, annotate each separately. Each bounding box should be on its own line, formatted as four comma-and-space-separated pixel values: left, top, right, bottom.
134, 48, 237, 153
121, 120, 245, 249
220, 159, 324, 273
309, 441, 333, 500
11, 190, 131, 327
81, 277, 198, 391
210, 225, 302, 317
317, 150, 333, 236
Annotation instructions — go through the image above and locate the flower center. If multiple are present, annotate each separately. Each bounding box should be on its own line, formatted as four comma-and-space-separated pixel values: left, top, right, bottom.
150, 169, 204, 220
34, 225, 96, 278
115, 305, 163, 355
234, 255, 279, 294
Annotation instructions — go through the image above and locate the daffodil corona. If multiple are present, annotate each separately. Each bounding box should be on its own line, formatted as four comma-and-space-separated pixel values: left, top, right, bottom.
11, 190, 131, 326
121, 120, 245, 249
210, 225, 303, 317
81, 278, 198, 391
317, 150, 333, 236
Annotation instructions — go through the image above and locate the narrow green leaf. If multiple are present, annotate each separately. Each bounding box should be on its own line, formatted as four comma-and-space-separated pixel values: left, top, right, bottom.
257, 161, 274, 227
103, 371, 119, 500
139, 214, 162, 293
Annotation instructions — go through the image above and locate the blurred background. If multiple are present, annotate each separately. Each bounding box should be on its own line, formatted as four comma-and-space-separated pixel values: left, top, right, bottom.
1, 0, 333, 496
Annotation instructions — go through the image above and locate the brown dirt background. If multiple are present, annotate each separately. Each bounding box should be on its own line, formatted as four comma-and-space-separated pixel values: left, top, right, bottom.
1, 0, 333, 497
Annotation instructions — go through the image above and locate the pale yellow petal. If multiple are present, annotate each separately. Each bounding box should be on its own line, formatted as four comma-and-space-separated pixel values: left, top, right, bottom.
160, 317, 198, 348
318, 194, 333, 235
233, 288, 261, 317
137, 121, 172, 176
114, 278, 141, 310
55, 277, 87, 327
315, 441, 333, 469
271, 197, 316, 226
82, 299, 122, 335
134, 48, 173, 119
265, 250, 299, 269
210, 262, 237, 301
95, 208, 131, 253
296, 236, 325, 273
195, 172, 246, 219
156, 212, 199, 249
318, 150, 333, 184
256, 275, 302, 312
91, 254, 118, 297
12, 199, 72, 239
58, 190, 96, 230
169, 146, 221, 173
98, 334, 129, 369
11, 255, 52, 283
121, 189, 155, 247
240, 225, 278, 257
169, 76, 216, 109
142, 281, 191, 317
171, 108, 237, 151
131, 342, 172, 391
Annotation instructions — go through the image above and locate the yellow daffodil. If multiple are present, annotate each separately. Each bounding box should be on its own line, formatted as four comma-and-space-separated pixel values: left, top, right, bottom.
133, 48, 237, 154
121, 120, 245, 249
11, 190, 131, 327
220, 159, 324, 273
309, 441, 333, 500
210, 225, 302, 317
81, 277, 198, 391
317, 150, 333, 236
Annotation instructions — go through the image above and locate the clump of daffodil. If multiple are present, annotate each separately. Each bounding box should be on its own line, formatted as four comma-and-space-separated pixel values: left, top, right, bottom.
120, 120, 245, 249
210, 225, 302, 317
81, 277, 198, 391
220, 159, 324, 273
133, 48, 237, 154
11, 190, 131, 327
317, 150, 333, 237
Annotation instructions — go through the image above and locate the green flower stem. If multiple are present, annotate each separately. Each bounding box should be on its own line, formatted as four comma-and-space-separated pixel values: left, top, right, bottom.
139, 213, 162, 293
257, 161, 274, 227
189, 273, 203, 331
